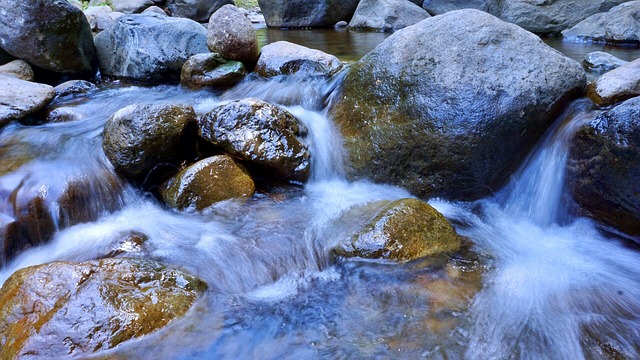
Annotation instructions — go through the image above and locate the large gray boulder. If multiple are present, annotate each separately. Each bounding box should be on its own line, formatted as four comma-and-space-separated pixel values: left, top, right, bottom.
258, 0, 360, 28
562, 1, 640, 45
199, 98, 311, 182
167, 0, 233, 22
421, 0, 491, 15
256, 41, 343, 77
102, 103, 198, 183
0, 75, 55, 127
330, 10, 585, 200
207, 5, 259, 65
568, 96, 640, 237
94, 13, 208, 82
348, 0, 430, 32
586, 58, 640, 106
0, 0, 96, 77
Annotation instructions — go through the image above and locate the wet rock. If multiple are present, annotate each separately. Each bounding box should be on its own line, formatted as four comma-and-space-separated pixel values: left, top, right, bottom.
568, 96, 640, 236
256, 41, 343, 77
94, 13, 208, 82
198, 98, 310, 182
259, 0, 360, 28
0, 75, 55, 127
333, 198, 460, 261
103, 103, 198, 184
586, 58, 640, 107
583, 51, 628, 73
207, 5, 259, 66
0, 140, 34, 176
181, 53, 246, 89
104, 230, 148, 258
421, 0, 491, 15
0, 60, 34, 81
143, 5, 167, 15
335, 20, 348, 28
167, 0, 233, 23
161, 155, 255, 210
45, 107, 84, 123
0, 0, 96, 77
348, 0, 430, 32
330, 9, 585, 200
0, 258, 207, 358
563, 1, 640, 45
89, 0, 162, 13
54, 80, 97, 98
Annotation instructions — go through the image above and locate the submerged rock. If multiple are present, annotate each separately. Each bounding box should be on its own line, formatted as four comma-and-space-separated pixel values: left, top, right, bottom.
0, 0, 96, 77
586, 58, 640, 107
563, 1, 640, 45
0, 258, 207, 358
0, 75, 55, 127
207, 5, 259, 66
259, 0, 360, 28
333, 198, 460, 261
102, 103, 198, 184
167, 0, 233, 23
330, 9, 585, 200
348, 0, 430, 32
199, 98, 310, 182
256, 41, 343, 77
94, 13, 208, 82
568, 96, 640, 237
181, 53, 246, 89
161, 155, 255, 210
583, 51, 628, 73
0, 60, 34, 81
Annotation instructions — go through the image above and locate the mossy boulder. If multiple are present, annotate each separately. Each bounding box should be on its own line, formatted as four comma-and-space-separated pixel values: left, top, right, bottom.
161, 155, 255, 210
333, 198, 460, 261
102, 103, 198, 184
0, 258, 207, 358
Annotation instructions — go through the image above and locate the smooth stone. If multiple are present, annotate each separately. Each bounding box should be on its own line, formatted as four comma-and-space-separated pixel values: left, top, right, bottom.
0, 75, 55, 127
258, 0, 360, 28
255, 41, 343, 77
0, 60, 34, 81
181, 53, 246, 89
563, 1, 640, 45
54, 80, 97, 98
586, 58, 640, 106
207, 4, 259, 65
583, 51, 628, 73
348, 0, 430, 32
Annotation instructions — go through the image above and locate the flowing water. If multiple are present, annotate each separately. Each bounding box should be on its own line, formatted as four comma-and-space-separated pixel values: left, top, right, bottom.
1, 33, 640, 359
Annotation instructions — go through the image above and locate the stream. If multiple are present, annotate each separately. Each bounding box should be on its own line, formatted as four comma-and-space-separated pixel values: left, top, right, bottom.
1, 31, 640, 359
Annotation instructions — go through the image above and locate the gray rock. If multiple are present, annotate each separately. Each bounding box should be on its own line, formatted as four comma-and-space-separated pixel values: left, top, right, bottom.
0, 0, 96, 77
207, 5, 259, 65
167, 0, 233, 22
46, 107, 84, 123
490, 0, 630, 34
348, 0, 430, 32
142, 5, 167, 15
330, 9, 586, 200
198, 98, 310, 182
0, 60, 34, 81
568, 96, 640, 237
563, 1, 640, 45
89, 0, 161, 13
421, 0, 491, 15
0, 75, 55, 127
94, 13, 208, 82
84, 5, 115, 32
583, 51, 628, 73
256, 41, 343, 77
258, 0, 360, 28
102, 103, 198, 183
181, 53, 246, 89
586, 58, 640, 106
334, 20, 348, 28
54, 80, 97, 98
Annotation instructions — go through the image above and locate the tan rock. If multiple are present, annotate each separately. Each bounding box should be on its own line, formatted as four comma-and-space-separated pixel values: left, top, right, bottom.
587, 58, 640, 106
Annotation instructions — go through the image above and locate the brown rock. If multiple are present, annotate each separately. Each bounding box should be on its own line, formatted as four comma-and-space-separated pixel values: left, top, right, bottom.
586, 58, 640, 107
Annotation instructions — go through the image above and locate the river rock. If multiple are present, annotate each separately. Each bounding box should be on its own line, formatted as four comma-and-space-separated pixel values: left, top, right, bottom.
421, 0, 491, 15
167, 0, 233, 22
46, 107, 84, 123
0, 258, 207, 358
161, 155, 255, 210
491, 0, 630, 34
94, 13, 208, 82
181, 53, 246, 89
583, 51, 628, 73
330, 9, 585, 200
562, 1, 640, 45
102, 103, 198, 183
199, 98, 310, 182
256, 41, 343, 77
84, 5, 118, 32
89, 0, 162, 13
143, 5, 167, 15
258, 0, 360, 28
568, 96, 640, 236
348, 0, 430, 32
586, 58, 640, 107
54, 80, 98, 98
0, 75, 55, 127
332, 198, 460, 261
0, 0, 96, 77
207, 5, 259, 66
0, 60, 34, 81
